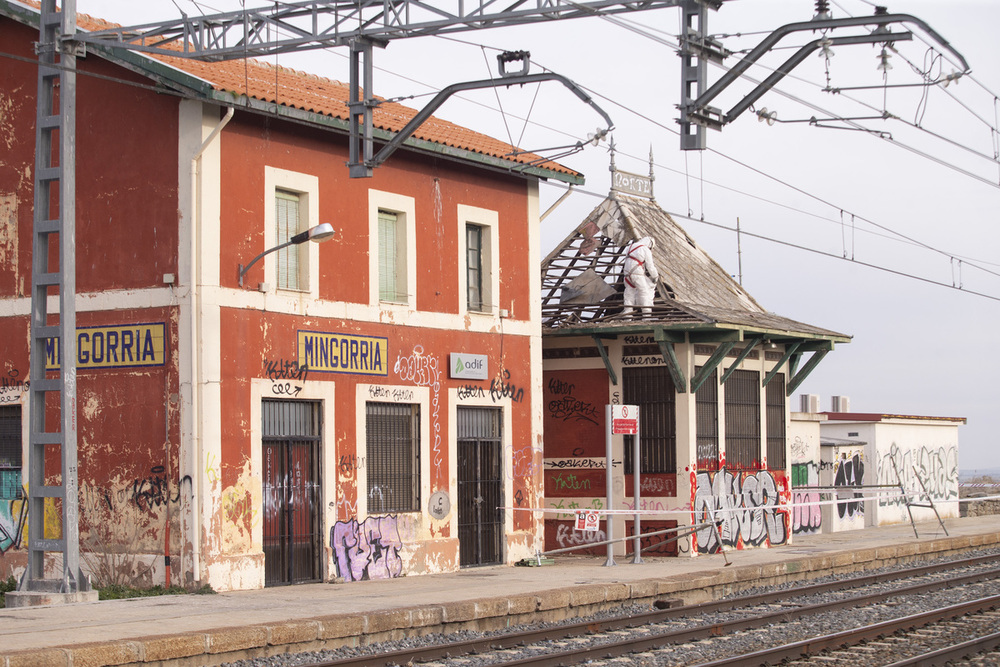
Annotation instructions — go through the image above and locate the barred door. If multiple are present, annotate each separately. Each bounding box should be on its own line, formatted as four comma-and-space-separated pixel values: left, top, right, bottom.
457, 407, 503, 567
262, 400, 322, 586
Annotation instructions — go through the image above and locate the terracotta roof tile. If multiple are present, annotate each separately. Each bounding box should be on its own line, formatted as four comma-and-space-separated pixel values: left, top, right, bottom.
23, 1, 580, 178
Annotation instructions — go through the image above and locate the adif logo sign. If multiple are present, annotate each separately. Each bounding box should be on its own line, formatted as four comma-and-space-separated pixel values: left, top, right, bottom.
449, 353, 488, 380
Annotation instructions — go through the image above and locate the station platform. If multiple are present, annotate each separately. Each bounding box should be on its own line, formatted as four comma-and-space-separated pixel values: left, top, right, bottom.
2, 515, 999, 667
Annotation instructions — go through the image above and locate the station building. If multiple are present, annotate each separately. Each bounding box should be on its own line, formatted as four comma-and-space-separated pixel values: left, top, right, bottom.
0, 0, 581, 590
539, 160, 851, 558
789, 398, 963, 536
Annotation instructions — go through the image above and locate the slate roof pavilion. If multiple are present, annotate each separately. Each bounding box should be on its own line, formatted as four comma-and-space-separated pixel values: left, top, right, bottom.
541, 153, 850, 394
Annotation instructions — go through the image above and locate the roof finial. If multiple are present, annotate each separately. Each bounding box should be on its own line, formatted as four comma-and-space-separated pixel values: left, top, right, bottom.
648, 144, 656, 202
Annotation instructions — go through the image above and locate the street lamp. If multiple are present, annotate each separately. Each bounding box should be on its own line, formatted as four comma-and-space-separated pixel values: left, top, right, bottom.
238, 222, 336, 287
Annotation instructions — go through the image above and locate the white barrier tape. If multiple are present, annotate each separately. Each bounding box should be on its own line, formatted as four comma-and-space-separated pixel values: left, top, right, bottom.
500, 491, 1000, 517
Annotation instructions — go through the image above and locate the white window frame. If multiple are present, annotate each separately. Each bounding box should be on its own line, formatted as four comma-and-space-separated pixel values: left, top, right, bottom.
457, 204, 499, 315
355, 384, 430, 519
369, 190, 416, 308
264, 167, 320, 296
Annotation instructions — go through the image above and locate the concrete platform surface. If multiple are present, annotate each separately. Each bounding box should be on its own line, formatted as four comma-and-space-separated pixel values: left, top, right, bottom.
2, 515, 999, 667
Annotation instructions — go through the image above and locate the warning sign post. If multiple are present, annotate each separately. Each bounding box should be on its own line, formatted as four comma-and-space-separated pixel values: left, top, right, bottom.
604, 404, 642, 566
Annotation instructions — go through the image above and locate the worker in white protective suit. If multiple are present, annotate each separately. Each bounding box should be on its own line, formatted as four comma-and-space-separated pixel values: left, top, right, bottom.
622, 236, 659, 315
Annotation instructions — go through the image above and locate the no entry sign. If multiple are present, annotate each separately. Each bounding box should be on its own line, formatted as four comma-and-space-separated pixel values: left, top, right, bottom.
611, 404, 638, 434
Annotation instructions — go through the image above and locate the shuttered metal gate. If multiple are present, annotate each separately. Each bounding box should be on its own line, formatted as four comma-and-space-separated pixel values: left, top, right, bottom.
457, 407, 503, 567
262, 400, 322, 586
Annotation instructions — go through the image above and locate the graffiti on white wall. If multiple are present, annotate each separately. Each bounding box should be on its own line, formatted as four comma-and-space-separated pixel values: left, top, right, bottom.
876, 443, 958, 506
833, 452, 865, 521
394, 346, 442, 468
694, 469, 788, 554
790, 462, 821, 535
331, 515, 403, 582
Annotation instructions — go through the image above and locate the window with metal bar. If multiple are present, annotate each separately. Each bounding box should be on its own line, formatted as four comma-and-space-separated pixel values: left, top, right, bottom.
0, 406, 21, 500
724, 369, 761, 470
276, 190, 305, 291
378, 210, 407, 303
366, 402, 420, 513
696, 366, 719, 471
622, 366, 676, 474
766, 374, 786, 470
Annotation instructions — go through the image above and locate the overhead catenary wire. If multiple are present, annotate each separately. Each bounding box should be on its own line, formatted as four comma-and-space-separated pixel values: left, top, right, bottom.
34, 1, 1000, 290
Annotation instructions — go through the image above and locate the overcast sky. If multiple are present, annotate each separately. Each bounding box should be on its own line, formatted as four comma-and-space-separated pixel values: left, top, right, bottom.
76, 0, 1000, 471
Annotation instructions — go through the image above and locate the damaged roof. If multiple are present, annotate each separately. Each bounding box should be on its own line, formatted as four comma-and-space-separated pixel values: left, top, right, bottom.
541, 181, 850, 344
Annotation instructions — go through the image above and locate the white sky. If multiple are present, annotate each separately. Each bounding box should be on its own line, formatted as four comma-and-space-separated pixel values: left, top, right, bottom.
76, 0, 1000, 470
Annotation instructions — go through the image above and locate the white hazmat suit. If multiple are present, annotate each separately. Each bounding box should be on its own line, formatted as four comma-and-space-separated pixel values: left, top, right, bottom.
622, 236, 658, 315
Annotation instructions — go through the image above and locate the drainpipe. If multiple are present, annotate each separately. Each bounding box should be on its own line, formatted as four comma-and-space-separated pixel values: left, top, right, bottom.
188, 105, 234, 586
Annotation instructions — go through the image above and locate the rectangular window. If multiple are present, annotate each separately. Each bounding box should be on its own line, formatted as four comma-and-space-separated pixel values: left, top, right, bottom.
766, 374, 787, 470
695, 366, 719, 471
276, 190, 304, 291
366, 402, 420, 513
725, 369, 761, 470
0, 406, 22, 500
466, 223, 484, 312
378, 210, 407, 303
622, 366, 676, 474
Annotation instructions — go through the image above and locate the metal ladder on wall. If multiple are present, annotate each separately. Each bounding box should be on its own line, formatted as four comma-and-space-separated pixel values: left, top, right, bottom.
891, 452, 948, 539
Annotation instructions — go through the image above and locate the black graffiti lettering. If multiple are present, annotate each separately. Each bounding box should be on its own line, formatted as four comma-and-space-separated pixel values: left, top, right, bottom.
547, 395, 598, 424
271, 382, 303, 397
265, 359, 309, 382
490, 369, 524, 403
547, 377, 575, 396
457, 384, 486, 400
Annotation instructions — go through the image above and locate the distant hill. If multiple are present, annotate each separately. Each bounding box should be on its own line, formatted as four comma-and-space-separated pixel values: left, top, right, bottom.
960, 468, 1000, 482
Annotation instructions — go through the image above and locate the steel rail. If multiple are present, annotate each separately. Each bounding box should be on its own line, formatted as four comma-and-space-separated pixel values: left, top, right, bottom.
882, 629, 1000, 667
309, 553, 1000, 667
691, 595, 1000, 666
491, 575, 1000, 667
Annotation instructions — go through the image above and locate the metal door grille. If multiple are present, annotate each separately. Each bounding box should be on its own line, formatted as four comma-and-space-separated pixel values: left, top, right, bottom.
262, 400, 322, 586
622, 366, 676, 474
457, 407, 503, 567
724, 369, 760, 470
695, 367, 719, 471
766, 374, 786, 469
0, 406, 22, 499
366, 402, 420, 513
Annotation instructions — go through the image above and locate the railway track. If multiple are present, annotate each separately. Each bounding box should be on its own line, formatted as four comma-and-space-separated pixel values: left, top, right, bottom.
297, 552, 1000, 667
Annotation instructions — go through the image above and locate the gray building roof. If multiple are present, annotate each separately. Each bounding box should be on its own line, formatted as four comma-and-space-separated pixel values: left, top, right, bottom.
541, 188, 850, 344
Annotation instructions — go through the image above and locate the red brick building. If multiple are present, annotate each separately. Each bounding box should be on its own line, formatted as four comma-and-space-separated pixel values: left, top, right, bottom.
0, 0, 580, 590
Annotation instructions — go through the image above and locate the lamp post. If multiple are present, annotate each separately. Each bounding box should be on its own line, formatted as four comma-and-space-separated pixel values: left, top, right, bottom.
238, 223, 336, 287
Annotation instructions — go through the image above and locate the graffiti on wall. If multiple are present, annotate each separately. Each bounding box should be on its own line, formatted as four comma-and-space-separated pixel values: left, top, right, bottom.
266, 358, 309, 397
876, 443, 958, 506
331, 515, 403, 582
791, 462, 822, 535
694, 469, 788, 554
546, 376, 599, 425
833, 452, 865, 520
394, 346, 442, 467
81, 468, 194, 517
0, 489, 27, 554
0, 368, 28, 404
490, 369, 524, 404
